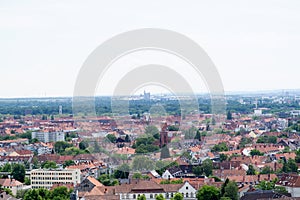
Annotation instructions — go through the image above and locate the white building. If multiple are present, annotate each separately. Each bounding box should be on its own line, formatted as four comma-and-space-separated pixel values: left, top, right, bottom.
32, 132, 65, 143
31, 168, 80, 189
115, 180, 197, 200
0, 179, 25, 196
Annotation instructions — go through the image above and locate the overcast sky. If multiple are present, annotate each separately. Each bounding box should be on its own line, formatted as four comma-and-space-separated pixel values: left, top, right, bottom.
1, 0, 300, 97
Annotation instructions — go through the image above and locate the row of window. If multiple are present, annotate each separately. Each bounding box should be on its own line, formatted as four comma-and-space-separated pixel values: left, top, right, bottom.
31, 172, 73, 176
32, 176, 73, 180
31, 181, 74, 185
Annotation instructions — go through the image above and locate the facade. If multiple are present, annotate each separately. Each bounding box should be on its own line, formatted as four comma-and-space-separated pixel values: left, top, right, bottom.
32, 132, 65, 143
30, 168, 81, 189
115, 180, 197, 200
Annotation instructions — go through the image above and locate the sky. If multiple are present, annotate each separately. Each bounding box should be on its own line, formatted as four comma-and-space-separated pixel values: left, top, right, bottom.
1, 0, 300, 97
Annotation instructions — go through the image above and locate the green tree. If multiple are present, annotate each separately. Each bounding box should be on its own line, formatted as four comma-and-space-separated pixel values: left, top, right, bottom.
79, 140, 89, 150
223, 181, 238, 200
250, 149, 264, 156
212, 142, 228, 152
125, 134, 131, 142
247, 165, 256, 175
193, 166, 203, 176
260, 166, 273, 174
195, 130, 201, 141
145, 125, 160, 139
106, 134, 117, 143
137, 194, 146, 200
202, 159, 213, 176
197, 185, 220, 200
23, 189, 43, 200
283, 158, 298, 173
114, 163, 130, 179
156, 194, 166, 200
172, 192, 183, 200
132, 156, 155, 171
220, 154, 228, 162
220, 178, 229, 197
41, 161, 57, 169
12, 164, 25, 182
63, 160, 75, 168
54, 141, 73, 154
132, 172, 143, 179
24, 177, 31, 185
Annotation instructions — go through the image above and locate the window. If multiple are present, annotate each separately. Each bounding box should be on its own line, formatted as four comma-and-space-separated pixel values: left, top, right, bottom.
133, 194, 136, 199
186, 193, 188, 197
150, 194, 153, 198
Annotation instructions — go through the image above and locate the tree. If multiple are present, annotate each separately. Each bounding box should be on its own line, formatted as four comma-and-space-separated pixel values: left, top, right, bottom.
160, 145, 171, 159
23, 189, 43, 200
250, 149, 264, 156
125, 134, 131, 142
283, 158, 298, 173
41, 161, 57, 169
97, 174, 119, 186
193, 166, 203, 176
132, 156, 155, 171
156, 194, 166, 200
106, 134, 117, 143
260, 166, 273, 174
137, 194, 146, 200
220, 178, 229, 197
172, 193, 183, 200
145, 125, 160, 139
79, 140, 89, 150
114, 163, 130, 179
220, 154, 228, 162
63, 160, 75, 168
197, 185, 220, 200
132, 172, 143, 179
54, 141, 73, 154
247, 165, 256, 175
195, 130, 201, 141
12, 164, 25, 182
24, 177, 31, 185
223, 181, 238, 200
212, 142, 228, 152
202, 159, 213, 176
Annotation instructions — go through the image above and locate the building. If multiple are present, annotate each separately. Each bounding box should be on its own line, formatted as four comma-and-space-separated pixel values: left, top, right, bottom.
0, 178, 24, 196
276, 173, 300, 197
30, 168, 81, 189
32, 132, 65, 143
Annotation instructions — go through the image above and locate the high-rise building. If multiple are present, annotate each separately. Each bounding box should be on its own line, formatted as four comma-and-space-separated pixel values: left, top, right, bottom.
31, 168, 81, 189
32, 132, 65, 143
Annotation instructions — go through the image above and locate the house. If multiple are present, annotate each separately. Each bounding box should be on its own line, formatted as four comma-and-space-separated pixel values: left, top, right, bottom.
162, 167, 183, 179
276, 173, 300, 197
0, 179, 24, 196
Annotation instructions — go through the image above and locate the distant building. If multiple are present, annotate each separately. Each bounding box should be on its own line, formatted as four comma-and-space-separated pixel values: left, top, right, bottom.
32, 132, 65, 143
31, 168, 81, 189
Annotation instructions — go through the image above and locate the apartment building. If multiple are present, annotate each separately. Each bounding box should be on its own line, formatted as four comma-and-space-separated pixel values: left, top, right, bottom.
31, 168, 81, 189
32, 132, 65, 143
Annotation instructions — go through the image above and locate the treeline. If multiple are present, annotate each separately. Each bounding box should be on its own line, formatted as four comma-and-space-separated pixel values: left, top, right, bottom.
2, 96, 299, 117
